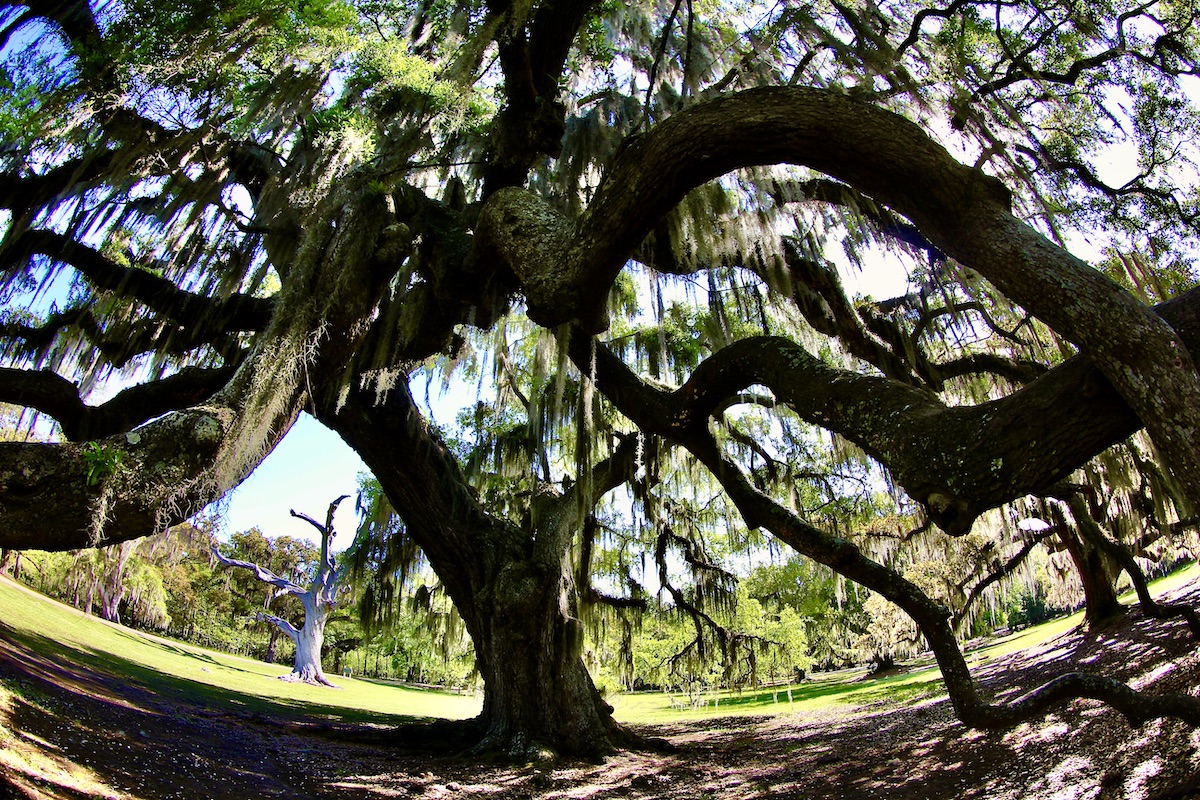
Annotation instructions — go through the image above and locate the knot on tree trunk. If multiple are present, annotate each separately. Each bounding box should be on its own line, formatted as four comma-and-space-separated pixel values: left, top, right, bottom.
916, 486, 977, 536
475, 188, 589, 328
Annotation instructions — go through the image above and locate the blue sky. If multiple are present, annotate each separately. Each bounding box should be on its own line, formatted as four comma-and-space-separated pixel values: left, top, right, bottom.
211, 413, 367, 549
213, 380, 474, 550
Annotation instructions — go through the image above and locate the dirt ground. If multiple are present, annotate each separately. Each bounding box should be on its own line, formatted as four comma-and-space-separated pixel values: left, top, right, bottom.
3, 583, 1200, 800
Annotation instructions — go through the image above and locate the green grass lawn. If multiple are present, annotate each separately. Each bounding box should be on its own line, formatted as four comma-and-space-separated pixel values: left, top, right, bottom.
0, 576, 480, 725
610, 561, 1200, 723
2, 562, 1196, 727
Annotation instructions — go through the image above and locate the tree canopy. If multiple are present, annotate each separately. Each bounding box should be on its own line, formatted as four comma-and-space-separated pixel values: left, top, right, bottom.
3, 0, 1200, 757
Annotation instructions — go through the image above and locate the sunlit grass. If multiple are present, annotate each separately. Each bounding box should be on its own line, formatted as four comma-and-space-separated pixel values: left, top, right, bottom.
611, 561, 1200, 724
3, 562, 1196, 728
0, 577, 480, 725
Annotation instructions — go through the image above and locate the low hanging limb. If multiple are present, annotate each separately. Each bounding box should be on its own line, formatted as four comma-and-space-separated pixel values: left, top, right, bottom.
0, 364, 238, 441
572, 324, 1200, 732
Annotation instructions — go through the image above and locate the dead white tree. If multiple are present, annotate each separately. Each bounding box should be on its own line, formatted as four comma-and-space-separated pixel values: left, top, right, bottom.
213, 495, 350, 686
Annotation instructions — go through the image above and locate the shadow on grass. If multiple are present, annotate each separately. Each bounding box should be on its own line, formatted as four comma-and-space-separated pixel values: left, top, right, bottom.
0, 620, 441, 728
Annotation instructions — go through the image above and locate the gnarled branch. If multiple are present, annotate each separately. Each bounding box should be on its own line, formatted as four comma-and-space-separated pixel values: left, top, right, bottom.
0, 364, 238, 441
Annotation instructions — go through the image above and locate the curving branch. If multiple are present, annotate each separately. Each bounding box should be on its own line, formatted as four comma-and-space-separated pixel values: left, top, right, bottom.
933, 352, 1048, 386
5, 229, 275, 334
895, 0, 978, 55
256, 611, 301, 642
212, 545, 306, 596
570, 323, 1200, 733
972, 46, 1126, 101
568, 322, 1150, 534
0, 364, 238, 441
475, 83, 1200, 512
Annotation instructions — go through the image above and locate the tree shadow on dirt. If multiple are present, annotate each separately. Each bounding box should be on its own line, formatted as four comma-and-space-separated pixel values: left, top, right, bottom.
4, 586, 1200, 799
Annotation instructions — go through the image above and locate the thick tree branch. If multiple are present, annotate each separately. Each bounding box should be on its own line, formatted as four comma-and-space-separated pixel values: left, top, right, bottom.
255, 611, 301, 642
0, 183, 395, 551
481, 0, 596, 195
0, 364, 238, 441
212, 545, 306, 596
1, 303, 247, 369
24, 0, 103, 56
317, 376, 500, 604
0, 153, 117, 220
0, 396, 296, 550
569, 323, 1144, 534
6, 229, 274, 334
576, 333, 1200, 730
477, 84, 1200, 510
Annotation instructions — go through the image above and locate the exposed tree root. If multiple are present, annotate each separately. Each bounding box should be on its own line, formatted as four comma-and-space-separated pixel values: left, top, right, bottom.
959, 672, 1200, 730
277, 671, 340, 688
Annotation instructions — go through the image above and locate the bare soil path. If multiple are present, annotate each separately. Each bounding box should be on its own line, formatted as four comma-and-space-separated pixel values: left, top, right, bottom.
3, 581, 1200, 800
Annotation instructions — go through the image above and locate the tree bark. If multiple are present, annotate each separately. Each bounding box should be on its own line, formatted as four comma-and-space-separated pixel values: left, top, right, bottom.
465, 558, 627, 758
319, 379, 640, 757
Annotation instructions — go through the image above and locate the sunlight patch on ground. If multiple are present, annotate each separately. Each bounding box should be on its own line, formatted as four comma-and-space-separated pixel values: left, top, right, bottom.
0, 683, 128, 800
1130, 660, 1177, 689
1124, 756, 1163, 800
542, 753, 666, 799
1127, 719, 1166, 750
1042, 755, 1096, 800
330, 772, 505, 797
1001, 717, 1070, 749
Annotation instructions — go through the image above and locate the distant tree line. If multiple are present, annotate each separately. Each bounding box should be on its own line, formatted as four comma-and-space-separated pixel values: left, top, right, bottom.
6, 496, 1173, 694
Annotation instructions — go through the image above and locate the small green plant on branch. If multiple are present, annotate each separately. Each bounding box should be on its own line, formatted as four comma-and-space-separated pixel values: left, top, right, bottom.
81, 443, 122, 486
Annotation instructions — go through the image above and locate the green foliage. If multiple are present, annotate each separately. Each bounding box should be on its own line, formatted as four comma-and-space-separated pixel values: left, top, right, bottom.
0, 577, 480, 725
1005, 584, 1061, 630
81, 442, 122, 485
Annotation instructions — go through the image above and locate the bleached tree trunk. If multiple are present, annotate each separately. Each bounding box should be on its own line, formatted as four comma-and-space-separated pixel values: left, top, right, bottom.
213, 496, 349, 687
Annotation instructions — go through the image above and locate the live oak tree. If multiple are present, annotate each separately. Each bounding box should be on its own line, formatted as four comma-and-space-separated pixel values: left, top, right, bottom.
4, 0, 1200, 757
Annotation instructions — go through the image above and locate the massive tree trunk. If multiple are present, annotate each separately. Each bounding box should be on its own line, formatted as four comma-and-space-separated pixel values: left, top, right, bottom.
467, 557, 625, 758
320, 379, 639, 757
288, 597, 332, 685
